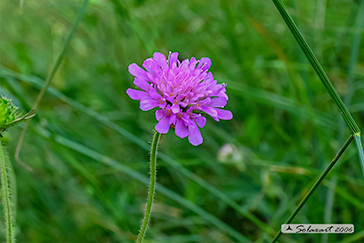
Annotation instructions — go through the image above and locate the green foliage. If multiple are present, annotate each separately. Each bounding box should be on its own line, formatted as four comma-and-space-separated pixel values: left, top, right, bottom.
0, 96, 19, 129
0, 96, 35, 135
0, 0, 363, 242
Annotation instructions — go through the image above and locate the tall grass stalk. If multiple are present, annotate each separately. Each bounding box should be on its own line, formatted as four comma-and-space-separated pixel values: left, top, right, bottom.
136, 131, 161, 243
272, 0, 364, 177
271, 0, 363, 241
271, 0, 364, 174
272, 135, 354, 243
14, 0, 89, 169
271, 0, 359, 133
0, 139, 14, 243
324, 4, 364, 241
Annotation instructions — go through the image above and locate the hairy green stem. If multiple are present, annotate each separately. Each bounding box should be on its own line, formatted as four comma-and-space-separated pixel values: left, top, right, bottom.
272, 135, 354, 243
136, 131, 161, 243
0, 139, 14, 243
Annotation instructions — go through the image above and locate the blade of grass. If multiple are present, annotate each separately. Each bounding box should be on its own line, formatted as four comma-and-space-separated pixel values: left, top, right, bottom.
271, 0, 360, 135
350, 0, 364, 177
271, 0, 364, 176
341, 229, 364, 243
324, 4, 364, 241
227, 80, 337, 130
36, 127, 249, 243
344, 0, 364, 176
344, 0, 364, 107
220, 0, 243, 65
322, 179, 364, 210
1, 69, 276, 237
14, 0, 89, 170
313, 0, 327, 59
330, 2, 359, 63
271, 135, 354, 243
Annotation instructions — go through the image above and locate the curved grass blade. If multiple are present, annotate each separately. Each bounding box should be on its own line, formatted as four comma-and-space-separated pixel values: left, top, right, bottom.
271, 135, 354, 243
14, 0, 90, 169
36, 127, 249, 243
227, 80, 337, 130
271, 0, 360, 134
324, 2, 364, 241
342, 229, 364, 243
323, 179, 364, 210
1, 68, 275, 237
344, 0, 364, 107
271, 0, 364, 177
351, 0, 364, 178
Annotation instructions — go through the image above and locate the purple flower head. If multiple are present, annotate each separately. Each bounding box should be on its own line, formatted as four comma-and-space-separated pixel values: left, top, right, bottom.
127, 52, 233, 146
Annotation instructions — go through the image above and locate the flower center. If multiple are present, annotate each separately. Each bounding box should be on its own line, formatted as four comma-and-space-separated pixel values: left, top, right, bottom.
159, 98, 166, 104
176, 113, 183, 119
165, 109, 172, 117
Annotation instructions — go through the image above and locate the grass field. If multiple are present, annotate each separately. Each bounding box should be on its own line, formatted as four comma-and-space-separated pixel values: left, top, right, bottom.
0, 0, 364, 242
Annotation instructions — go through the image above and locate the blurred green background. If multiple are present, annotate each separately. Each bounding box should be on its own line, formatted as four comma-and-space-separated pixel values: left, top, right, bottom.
0, 0, 364, 242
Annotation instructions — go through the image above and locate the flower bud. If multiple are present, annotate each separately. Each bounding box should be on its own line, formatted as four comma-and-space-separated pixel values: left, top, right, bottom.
0, 96, 35, 135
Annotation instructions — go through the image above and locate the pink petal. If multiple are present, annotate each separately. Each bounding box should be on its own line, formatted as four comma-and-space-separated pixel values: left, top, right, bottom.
198, 97, 211, 106
153, 52, 168, 70
180, 99, 189, 107
197, 57, 211, 71
191, 114, 206, 128
143, 59, 159, 77
211, 85, 226, 97
169, 52, 179, 68
182, 113, 192, 126
156, 109, 164, 121
134, 78, 151, 91
128, 63, 147, 78
188, 122, 203, 146
175, 119, 188, 138
171, 104, 180, 114
204, 72, 214, 82
189, 57, 197, 68
216, 109, 233, 120
126, 89, 149, 100
155, 116, 170, 134
211, 116, 220, 122
198, 106, 218, 117
169, 114, 176, 124
210, 97, 227, 107
140, 99, 159, 111
180, 59, 189, 68
158, 102, 166, 109
149, 89, 162, 99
